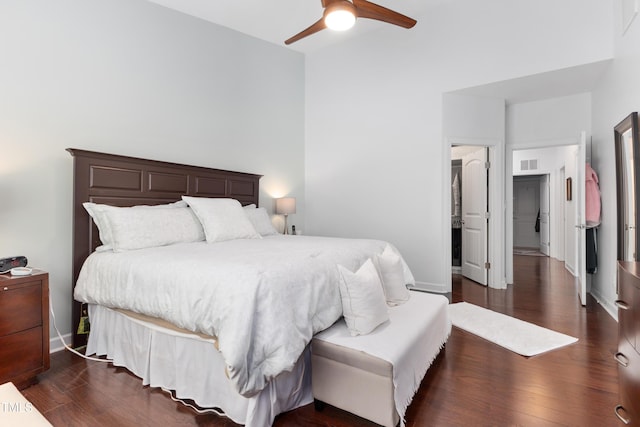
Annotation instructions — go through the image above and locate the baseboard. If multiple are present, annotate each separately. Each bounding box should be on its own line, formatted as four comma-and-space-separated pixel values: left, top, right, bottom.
589, 288, 618, 322
410, 281, 448, 294
564, 262, 577, 277
50, 332, 73, 353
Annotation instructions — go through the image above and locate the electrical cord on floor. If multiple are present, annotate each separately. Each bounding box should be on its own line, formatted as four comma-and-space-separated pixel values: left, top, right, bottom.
49, 291, 113, 363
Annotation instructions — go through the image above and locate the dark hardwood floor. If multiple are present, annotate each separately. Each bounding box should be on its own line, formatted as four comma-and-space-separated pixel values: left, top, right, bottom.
23, 255, 620, 426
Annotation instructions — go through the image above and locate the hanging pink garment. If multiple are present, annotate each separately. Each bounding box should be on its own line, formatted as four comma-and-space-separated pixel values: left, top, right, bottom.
585, 163, 601, 227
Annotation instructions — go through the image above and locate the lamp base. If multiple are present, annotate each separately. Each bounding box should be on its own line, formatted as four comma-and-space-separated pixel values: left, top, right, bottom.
283, 214, 289, 235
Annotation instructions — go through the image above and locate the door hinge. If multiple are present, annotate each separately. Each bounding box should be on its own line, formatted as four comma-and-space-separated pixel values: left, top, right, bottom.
485, 262, 491, 269
485, 161, 491, 169
484, 212, 491, 219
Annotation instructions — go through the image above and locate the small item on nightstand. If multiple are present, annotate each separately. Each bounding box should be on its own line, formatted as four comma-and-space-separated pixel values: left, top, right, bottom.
292, 225, 296, 235
10, 267, 32, 276
0, 255, 28, 274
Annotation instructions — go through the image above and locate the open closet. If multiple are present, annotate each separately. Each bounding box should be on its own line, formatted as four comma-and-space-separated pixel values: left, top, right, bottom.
451, 159, 462, 271
450, 145, 489, 285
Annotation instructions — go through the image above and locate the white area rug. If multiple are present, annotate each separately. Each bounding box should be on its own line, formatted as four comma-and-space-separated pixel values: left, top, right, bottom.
0, 382, 52, 426
448, 302, 578, 356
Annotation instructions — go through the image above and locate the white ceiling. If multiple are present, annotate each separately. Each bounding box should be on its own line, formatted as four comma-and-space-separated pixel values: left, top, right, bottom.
146, 0, 437, 53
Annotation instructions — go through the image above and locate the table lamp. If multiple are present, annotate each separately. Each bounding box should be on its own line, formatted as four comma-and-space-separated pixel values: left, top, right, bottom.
276, 197, 296, 235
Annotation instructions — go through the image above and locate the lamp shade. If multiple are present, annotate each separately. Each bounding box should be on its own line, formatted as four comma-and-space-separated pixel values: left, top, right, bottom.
276, 197, 296, 215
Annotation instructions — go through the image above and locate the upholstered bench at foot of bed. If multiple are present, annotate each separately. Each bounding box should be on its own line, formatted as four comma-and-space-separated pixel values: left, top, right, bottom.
311, 291, 451, 427
312, 339, 398, 426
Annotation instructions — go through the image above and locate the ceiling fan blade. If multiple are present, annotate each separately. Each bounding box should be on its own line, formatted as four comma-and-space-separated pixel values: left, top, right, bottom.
353, 0, 417, 28
285, 18, 327, 45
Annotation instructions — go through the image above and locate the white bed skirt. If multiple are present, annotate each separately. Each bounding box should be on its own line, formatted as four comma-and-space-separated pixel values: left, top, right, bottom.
86, 304, 313, 426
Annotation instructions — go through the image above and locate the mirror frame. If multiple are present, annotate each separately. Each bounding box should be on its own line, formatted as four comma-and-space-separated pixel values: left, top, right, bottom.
615, 111, 640, 261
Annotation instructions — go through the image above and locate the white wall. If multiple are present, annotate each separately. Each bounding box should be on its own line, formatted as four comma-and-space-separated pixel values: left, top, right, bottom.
513, 146, 576, 176
0, 0, 305, 342
507, 93, 592, 145
591, 0, 640, 318
305, 0, 612, 290
443, 94, 506, 141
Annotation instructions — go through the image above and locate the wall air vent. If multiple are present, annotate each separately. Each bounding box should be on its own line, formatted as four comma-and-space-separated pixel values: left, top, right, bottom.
520, 159, 539, 171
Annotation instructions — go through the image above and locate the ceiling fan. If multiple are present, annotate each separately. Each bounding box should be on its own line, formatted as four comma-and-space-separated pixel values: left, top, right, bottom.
284, 0, 417, 45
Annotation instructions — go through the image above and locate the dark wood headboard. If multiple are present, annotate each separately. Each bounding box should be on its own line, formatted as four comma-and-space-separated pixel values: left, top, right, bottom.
67, 148, 262, 347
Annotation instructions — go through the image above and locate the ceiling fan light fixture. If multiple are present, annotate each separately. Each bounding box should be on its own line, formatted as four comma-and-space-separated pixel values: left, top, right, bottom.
324, 1, 356, 31
284, 0, 416, 45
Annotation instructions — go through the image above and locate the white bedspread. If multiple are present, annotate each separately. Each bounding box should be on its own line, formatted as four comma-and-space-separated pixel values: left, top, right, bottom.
74, 235, 414, 397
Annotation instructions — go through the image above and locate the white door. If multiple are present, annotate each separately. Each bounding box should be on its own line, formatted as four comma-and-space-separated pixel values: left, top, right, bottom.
576, 132, 587, 305
462, 148, 488, 286
539, 175, 550, 256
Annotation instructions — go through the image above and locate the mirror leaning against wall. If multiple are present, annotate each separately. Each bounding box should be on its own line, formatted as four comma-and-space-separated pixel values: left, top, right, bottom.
615, 112, 640, 261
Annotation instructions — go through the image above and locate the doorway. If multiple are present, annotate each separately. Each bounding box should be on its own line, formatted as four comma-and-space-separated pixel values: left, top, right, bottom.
513, 174, 550, 257
506, 137, 588, 301
445, 137, 504, 292
451, 145, 490, 286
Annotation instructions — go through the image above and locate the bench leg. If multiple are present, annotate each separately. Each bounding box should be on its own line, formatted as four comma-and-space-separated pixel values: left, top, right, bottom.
314, 399, 326, 412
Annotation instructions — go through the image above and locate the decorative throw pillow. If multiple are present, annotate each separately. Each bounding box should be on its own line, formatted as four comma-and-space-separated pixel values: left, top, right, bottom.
244, 206, 279, 236
182, 196, 261, 243
375, 245, 411, 306
337, 258, 389, 336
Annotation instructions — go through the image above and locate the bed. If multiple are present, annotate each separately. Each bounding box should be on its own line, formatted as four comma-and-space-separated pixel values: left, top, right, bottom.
67, 148, 445, 426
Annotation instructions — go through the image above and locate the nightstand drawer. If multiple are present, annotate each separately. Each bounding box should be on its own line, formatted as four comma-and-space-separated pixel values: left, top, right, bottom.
0, 282, 42, 336
617, 338, 640, 425
0, 327, 44, 383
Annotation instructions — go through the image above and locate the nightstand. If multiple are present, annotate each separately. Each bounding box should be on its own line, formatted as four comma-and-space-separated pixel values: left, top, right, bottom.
0, 270, 50, 389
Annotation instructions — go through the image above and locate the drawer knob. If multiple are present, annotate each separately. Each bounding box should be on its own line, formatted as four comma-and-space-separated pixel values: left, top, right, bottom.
2, 286, 7, 291
615, 352, 629, 367
615, 405, 630, 424
615, 300, 630, 310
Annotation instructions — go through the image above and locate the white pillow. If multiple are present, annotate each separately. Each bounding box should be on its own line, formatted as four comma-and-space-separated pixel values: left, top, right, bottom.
375, 245, 411, 306
182, 196, 261, 243
83, 200, 188, 250
337, 258, 389, 336
244, 206, 278, 236
97, 205, 204, 252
